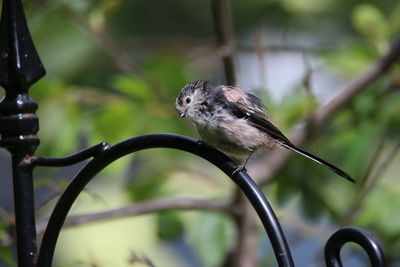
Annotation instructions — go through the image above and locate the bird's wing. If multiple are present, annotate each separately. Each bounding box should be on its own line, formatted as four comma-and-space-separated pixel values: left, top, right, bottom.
220, 86, 292, 144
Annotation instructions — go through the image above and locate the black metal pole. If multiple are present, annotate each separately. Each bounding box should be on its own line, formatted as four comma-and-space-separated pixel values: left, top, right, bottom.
10, 154, 37, 266
0, 0, 46, 265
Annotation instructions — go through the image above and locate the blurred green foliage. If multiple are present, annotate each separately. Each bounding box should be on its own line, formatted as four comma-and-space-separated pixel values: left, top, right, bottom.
190, 213, 235, 267
1, 0, 400, 266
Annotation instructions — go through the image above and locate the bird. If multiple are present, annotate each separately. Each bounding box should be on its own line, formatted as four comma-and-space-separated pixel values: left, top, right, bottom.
175, 80, 355, 183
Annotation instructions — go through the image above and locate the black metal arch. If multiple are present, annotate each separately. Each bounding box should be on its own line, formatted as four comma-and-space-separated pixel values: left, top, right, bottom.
34, 133, 294, 267
32, 133, 388, 267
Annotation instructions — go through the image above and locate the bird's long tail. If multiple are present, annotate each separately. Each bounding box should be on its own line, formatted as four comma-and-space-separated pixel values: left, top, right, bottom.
280, 142, 355, 183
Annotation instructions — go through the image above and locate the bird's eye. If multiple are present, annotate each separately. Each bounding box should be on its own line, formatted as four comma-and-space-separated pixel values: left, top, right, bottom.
184, 97, 191, 104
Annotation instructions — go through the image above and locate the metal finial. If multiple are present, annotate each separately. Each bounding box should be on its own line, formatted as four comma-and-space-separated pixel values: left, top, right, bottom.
0, 0, 46, 92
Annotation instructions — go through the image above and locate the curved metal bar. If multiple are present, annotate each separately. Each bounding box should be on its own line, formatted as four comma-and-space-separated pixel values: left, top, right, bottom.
36, 133, 294, 267
324, 226, 386, 267
31, 142, 111, 167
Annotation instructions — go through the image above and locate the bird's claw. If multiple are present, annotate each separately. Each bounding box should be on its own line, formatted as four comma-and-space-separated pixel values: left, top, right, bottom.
232, 164, 247, 175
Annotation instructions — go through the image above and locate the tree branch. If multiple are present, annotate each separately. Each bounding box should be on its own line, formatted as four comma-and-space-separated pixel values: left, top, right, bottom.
211, 0, 236, 85
36, 198, 240, 235
231, 198, 258, 267
254, 28, 268, 86
250, 35, 400, 185
343, 140, 400, 225
312, 35, 400, 128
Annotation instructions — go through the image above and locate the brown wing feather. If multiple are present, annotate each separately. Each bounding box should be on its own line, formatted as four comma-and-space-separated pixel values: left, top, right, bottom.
221, 86, 291, 144
239, 101, 290, 140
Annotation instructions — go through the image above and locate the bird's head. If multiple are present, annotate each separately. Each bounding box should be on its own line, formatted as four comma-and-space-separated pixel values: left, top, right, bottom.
175, 80, 208, 119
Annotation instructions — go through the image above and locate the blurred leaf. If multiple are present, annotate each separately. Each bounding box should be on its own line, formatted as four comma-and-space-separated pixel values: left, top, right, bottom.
60, 0, 93, 13
389, 3, 400, 35
325, 119, 381, 177
275, 151, 336, 218
128, 169, 166, 202
0, 221, 15, 267
31, 12, 97, 80
88, 7, 106, 32
356, 183, 400, 237
377, 92, 400, 135
321, 42, 377, 76
0, 245, 16, 267
301, 186, 327, 218
157, 211, 184, 240
278, 87, 316, 128
34, 88, 82, 157
145, 55, 188, 96
30, 78, 68, 103
353, 92, 375, 116
91, 100, 134, 144
100, 0, 122, 16
190, 213, 235, 267
112, 75, 154, 101
352, 4, 390, 53
282, 0, 334, 14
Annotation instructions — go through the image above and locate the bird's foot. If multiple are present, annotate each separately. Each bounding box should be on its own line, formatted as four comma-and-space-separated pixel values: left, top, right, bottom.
232, 164, 247, 175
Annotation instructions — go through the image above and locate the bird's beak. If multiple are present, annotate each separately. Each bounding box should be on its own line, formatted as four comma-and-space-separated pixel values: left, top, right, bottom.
180, 112, 186, 118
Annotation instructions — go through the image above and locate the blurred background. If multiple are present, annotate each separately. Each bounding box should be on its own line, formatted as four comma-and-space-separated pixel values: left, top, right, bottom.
1, 0, 400, 266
